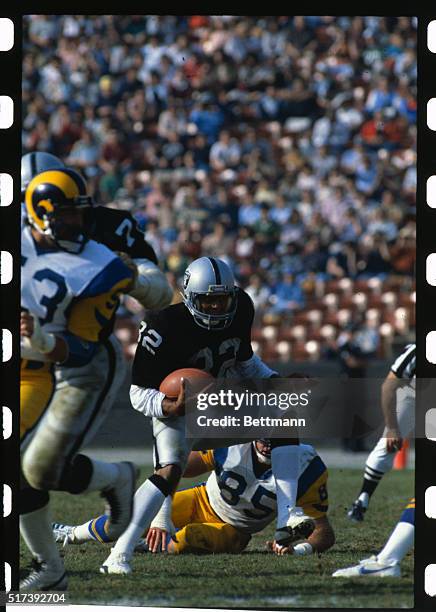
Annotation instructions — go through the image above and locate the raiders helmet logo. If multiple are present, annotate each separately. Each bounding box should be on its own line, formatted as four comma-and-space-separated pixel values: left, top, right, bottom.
183, 269, 191, 290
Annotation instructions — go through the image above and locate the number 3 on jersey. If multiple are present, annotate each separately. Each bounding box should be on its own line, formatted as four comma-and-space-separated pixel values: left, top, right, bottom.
138, 321, 162, 355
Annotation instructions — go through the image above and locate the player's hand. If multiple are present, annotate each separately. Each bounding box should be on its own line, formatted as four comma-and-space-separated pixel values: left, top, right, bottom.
265, 540, 294, 555
21, 309, 34, 337
116, 251, 138, 292
146, 527, 168, 553
162, 379, 185, 417
386, 430, 403, 452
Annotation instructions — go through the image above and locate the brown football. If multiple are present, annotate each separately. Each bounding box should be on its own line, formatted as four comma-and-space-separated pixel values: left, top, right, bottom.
159, 368, 214, 399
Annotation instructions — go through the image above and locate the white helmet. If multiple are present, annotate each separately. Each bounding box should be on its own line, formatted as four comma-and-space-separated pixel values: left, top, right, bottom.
182, 257, 238, 330
21, 152, 65, 196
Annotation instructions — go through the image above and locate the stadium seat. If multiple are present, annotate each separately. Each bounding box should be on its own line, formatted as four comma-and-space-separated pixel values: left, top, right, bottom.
381, 291, 397, 307
323, 293, 339, 310
367, 277, 383, 293
337, 309, 352, 328
352, 292, 367, 311
306, 310, 322, 327
305, 340, 321, 361
394, 307, 409, 334
366, 308, 381, 325
320, 324, 337, 340
337, 278, 353, 294
262, 325, 279, 341
279, 324, 306, 342
276, 340, 292, 362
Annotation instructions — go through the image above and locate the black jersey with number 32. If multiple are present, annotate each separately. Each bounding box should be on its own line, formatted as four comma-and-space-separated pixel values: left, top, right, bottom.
132, 288, 255, 389
90, 206, 158, 263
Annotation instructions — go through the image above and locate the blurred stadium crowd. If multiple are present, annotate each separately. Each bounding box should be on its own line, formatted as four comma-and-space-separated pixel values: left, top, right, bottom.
23, 15, 416, 361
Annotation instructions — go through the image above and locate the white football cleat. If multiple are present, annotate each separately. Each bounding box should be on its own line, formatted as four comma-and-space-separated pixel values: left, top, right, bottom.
52, 523, 76, 547
274, 507, 315, 545
332, 555, 401, 578
99, 549, 132, 575
100, 461, 138, 540
20, 558, 68, 591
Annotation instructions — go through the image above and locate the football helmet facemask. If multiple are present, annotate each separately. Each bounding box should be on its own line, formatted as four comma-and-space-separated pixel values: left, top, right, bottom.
25, 168, 93, 254
182, 257, 238, 330
253, 439, 272, 465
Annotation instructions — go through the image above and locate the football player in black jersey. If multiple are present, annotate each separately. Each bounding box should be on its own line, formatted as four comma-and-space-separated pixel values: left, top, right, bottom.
100, 256, 315, 575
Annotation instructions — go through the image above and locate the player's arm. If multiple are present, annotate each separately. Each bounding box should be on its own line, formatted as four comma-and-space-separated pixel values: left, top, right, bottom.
129, 313, 186, 418
21, 309, 69, 363
381, 370, 406, 452
118, 252, 173, 311
182, 450, 215, 477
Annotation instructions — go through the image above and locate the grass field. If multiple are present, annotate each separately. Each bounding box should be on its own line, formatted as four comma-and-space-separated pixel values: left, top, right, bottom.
20, 464, 414, 609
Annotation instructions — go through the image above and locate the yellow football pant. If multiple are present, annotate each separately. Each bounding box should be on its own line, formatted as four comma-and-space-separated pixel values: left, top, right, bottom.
20, 360, 55, 443
170, 484, 251, 554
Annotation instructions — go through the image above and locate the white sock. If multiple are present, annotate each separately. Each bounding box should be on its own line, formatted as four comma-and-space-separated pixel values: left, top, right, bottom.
71, 521, 96, 543
85, 459, 120, 492
377, 521, 414, 565
358, 492, 369, 508
20, 505, 63, 568
111, 479, 166, 558
271, 445, 301, 528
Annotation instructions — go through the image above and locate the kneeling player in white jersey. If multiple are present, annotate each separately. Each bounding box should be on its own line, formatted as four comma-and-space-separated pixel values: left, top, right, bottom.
334, 498, 414, 577
347, 344, 415, 521
54, 440, 335, 556
20, 168, 140, 591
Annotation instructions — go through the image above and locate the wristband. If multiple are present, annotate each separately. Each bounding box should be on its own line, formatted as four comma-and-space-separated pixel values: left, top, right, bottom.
293, 542, 313, 556
150, 496, 175, 534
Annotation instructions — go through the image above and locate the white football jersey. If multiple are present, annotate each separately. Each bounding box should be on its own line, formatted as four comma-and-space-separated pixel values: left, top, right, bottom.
206, 443, 318, 533
21, 223, 123, 360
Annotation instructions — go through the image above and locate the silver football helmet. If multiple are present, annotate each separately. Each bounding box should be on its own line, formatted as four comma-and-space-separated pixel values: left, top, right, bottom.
182, 257, 238, 330
21, 152, 65, 197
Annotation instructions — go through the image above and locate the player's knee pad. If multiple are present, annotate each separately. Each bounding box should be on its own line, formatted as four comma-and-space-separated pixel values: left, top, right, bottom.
149, 473, 174, 497
152, 416, 191, 470
58, 454, 93, 493
20, 484, 49, 514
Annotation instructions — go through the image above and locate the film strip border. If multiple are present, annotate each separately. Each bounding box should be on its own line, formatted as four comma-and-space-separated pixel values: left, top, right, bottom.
0, 12, 433, 606
417, 16, 436, 605
0, 15, 20, 592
